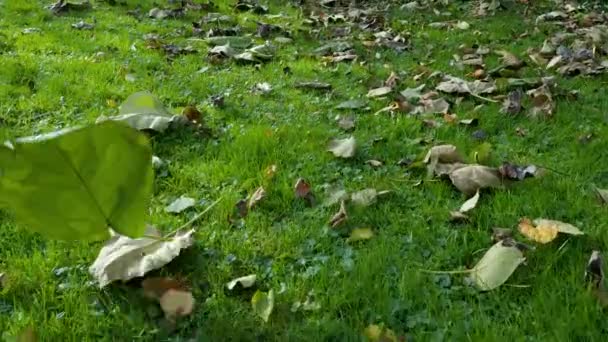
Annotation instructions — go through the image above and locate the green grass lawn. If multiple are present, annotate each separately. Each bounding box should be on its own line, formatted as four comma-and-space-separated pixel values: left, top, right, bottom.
1, 0, 608, 340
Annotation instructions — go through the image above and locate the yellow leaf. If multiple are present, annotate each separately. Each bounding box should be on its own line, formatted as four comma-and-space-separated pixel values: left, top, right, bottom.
363, 324, 399, 342
252, 289, 275, 322
534, 218, 584, 235
348, 228, 374, 242
518, 218, 558, 243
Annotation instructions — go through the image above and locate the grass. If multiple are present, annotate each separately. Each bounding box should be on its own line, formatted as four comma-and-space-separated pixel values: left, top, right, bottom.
1, 0, 608, 340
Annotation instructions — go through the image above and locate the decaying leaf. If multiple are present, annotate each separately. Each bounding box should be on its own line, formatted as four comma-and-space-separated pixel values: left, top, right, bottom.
227, 274, 257, 290
492, 228, 513, 242
351, 189, 390, 207
337, 116, 355, 130
252, 289, 274, 322
459, 190, 480, 213
518, 218, 558, 244
89, 227, 194, 287
424, 144, 463, 165
347, 228, 374, 242
471, 238, 526, 291
436, 75, 496, 96
248, 187, 266, 209
586, 251, 604, 288
159, 289, 195, 320
328, 137, 356, 158
165, 196, 196, 213
205, 36, 252, 48
400, 84, 426, 100
294, 178, 315, 206
324, 187, 349, 207
449, 165, 502, 195
498, 163, 538, 180
329, 200, 348, 228
527, 84, 554, 118
363, 324, 400, 342
336, 99, 367, 110
496, 50, 525, 69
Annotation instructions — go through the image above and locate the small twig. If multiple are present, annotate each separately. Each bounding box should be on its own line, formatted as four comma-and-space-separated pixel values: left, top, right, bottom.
164, 197, 222, 237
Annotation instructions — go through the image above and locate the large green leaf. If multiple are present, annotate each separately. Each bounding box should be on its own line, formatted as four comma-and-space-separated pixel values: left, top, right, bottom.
0, 121, 153, 241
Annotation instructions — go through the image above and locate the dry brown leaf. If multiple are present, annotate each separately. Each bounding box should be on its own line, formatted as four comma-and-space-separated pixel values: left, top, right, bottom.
533, 218, 584, 235
500, 89, 523, 115
448, 165, 502, 195
294, 178, 315, 205
518, 218, 558, 244
527, 84, 554, 118
423, 144, 463, 164
329, 200, 348, 228
496, 50, 525, 69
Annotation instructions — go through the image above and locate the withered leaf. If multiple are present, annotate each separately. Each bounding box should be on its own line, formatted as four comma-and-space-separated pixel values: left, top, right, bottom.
367, 86, 393, 98
496, 50, 525, 69
248, 186, 266, 209
500, 89, 523, 115
449, 165, 502, 195
328, 137, 356, 158
527, 84, 554, 118
329, 200, 348, 228
498, 163, 538, 180
294, 178, 315, 205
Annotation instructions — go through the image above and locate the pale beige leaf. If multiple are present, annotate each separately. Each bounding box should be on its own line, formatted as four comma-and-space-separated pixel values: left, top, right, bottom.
533, 218, 584, 235
351, 188, 379, 206
227, 274, 257, 290
248, 186, 266, 209
423, 144, 462, 164
252, 289, 275, 322
596, 188, 608, 204
89, 227, 194, 287
449, 165, 501, 195
367, 86, 392, 98
328, 136, 356, 158
459, 190, 480, 213
471, 239, 525, 291
159, 289, 195, 319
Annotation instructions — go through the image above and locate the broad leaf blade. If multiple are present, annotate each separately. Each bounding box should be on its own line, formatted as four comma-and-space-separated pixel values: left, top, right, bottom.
471, 239, 525, 291
0, 121, 153, 241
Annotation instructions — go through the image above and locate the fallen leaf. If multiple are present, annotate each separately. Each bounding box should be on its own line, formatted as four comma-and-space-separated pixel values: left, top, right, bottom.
142, 277, 187, 300
0, 272, 5, 289
295, 81, 332, 90
527, 84, 554, 118
498, 163, 538, 180
518, 218, 558, 244
324, 188, 349, 207
456, 21, 470, 30
449, 165, 502, 195
248, 187, 266, 209
294, 178, 315, 205
367, 86, 392, 98
227, 274, 257, 290
366, 159, 383, 167
500, 89, 523, 115
337, 116, 355, 130
400, 84, 426, 100
48, 0, 91, 14
384, 71, 399, 88
235, 199, 248, 218
595, 187, 608, 204
336, 99, 366, 110
165, 196, 196, 213
436, 75, 496, 96
424, 144, 464, 177
459, 190, 480, 213
329, 200, 348, 228
328, 137, 356, 158
363, 324, 400, 342
492, 228, 513, 242
471, 238, 526, 291
347, 228, 374, 242
97, 91, 176, 132
351, 189, 390, 206
533, 218, 584, 235
89, 227, 194, 287
252, 289, 274, 322
586, 251, 604, 288
71, 20, 94, 30
159, 289, 195, 320
254, 82, 272, 94
496, 50, 525, 69
205, 36, 252, 48
449, 211, 469, 222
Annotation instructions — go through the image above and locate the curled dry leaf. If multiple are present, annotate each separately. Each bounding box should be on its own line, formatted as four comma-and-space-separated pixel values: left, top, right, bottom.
328, 136, 356, 158
471, 238, 526, 291
89, 227, 194, 287
248, 186, 266, 209
252, 289, 275, 322
586, 251, 604, 288
436, 75, 496, 96
227, 274, 257, 290
518, 218, 558, 244
159, 289, 195, 320
533, 218, 584, 235
459, 190, 480, 213
449, 165, 502, 196
329, 200, 348, 228
347, 228, 374, 242
367, 86, 392, 98
527, 84, 554, 118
